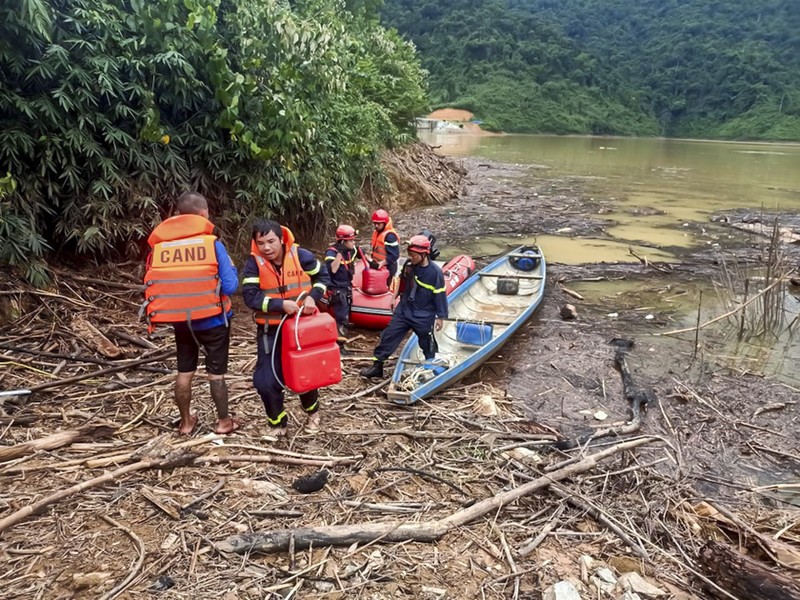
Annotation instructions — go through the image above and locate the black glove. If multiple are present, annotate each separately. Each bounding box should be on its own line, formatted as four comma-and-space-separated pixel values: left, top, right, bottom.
369, 260, 380, 270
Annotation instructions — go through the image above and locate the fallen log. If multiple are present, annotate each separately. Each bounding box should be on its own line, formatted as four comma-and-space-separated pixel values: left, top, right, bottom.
699, 540, 800, 600
0, 423, 116, 463
216, 436, 657, 555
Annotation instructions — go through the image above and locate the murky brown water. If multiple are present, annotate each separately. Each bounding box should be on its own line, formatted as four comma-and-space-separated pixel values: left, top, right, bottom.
420, 132, 800, 383
421, 132, 800, 263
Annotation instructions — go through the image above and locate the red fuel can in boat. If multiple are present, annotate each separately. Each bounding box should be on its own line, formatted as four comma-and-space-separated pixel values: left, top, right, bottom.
361, 265, 390, 295
281, 311, 342, 394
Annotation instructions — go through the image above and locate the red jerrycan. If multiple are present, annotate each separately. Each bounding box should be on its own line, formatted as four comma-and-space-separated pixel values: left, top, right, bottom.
361, 265, 389, 295
281, 310, 342, 394
358, 250, 389, 295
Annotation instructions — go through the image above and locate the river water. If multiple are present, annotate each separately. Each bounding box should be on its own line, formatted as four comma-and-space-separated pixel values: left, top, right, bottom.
419, 131, 800, 387
420, 132, 800, 262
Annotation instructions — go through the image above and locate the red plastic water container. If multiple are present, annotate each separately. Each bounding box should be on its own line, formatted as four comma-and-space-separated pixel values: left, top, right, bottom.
361, 265, 389, 295
281, 311, 342, 394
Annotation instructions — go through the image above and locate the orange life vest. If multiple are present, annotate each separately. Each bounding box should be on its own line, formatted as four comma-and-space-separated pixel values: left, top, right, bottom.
251, 227, 313, 326
370, 218, 399, 263
142, 214, 231, 332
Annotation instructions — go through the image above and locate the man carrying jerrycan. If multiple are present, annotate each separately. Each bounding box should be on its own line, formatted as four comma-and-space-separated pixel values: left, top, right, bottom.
361, 235, 448, 379
241, 219, 333, 436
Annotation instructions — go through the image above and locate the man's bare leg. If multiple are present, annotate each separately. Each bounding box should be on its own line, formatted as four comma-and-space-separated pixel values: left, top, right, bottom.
210, 375, 238, 434
175, 371, 197, 435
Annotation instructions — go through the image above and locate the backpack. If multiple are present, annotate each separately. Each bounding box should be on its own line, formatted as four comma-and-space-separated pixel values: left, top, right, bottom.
418, 228, 441, 261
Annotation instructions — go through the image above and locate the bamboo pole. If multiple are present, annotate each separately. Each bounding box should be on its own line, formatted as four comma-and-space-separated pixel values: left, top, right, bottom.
0, 423, 116, 463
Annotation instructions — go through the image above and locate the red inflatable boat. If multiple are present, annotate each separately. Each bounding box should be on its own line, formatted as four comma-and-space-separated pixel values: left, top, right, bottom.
349, 254, 476, 330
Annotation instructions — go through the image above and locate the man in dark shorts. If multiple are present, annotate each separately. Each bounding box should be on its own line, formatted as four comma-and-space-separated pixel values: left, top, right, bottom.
143, 192, 239, 435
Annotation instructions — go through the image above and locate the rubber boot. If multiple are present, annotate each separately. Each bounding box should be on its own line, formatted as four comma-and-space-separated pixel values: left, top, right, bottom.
360, 361, 384, 379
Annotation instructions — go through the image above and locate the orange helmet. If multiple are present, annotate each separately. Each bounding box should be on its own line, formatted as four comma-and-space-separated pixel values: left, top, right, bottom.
335, 224, 356, 240
407, 234, 431, 254
371, 209, 390, 224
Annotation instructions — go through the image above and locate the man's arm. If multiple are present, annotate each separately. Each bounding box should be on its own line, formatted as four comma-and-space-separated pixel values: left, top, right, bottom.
214, 240, 239, 296
324, 247, 341, 274
432, 267, 448, 319
384, 232, 400, 269
298, 248, 330, 302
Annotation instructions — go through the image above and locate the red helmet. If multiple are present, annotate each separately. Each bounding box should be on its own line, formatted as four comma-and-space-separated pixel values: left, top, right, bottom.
335, 224, 356, 240
407, 234, 431, 254
371, 209, 390, 224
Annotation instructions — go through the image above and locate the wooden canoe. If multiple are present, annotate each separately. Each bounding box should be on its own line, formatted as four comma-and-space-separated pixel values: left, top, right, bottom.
387, 246, 545, 405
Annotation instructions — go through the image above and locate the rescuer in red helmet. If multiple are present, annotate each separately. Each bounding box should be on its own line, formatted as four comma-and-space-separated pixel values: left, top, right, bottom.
324, 224, 358, 340
361, 234, 448, 379
369, 208, 400, 284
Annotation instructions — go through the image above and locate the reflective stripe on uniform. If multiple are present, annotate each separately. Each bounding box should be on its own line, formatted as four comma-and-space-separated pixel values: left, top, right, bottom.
304, 400, 318, 412
242, 277, 260, 285
149, 302, 222, 316
268, 410, 287, 425
305, 260, 321, 276
261, 296, 270, 313
145, 275, 217, 285
414, 276, 445, 294
148, 290, 217, 300
313, 282, 327, 293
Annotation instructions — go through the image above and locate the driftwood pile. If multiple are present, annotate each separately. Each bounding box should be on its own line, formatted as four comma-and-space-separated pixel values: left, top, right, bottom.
1, 267, 799, 599
359, 141, 467, 210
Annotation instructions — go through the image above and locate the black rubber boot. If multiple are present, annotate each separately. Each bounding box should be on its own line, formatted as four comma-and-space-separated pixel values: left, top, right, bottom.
360, 361, 384, 379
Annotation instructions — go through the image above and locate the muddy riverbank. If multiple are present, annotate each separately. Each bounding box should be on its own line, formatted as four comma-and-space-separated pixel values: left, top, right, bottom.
397, 156, 800, 503
0, 152, 798, 599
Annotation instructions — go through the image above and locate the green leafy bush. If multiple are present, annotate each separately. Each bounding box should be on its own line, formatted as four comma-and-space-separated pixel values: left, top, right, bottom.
0, 0, 427, 279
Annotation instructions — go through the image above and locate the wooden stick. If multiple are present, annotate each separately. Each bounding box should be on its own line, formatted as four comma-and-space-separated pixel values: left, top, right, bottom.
216, 437, 657, 554
699, 540, 800, 600
657, 277, 785, 336
560, 285, 584, 301
197, 453, 360, 468
518, 504, 564, 557
336, 428, 554, 441
0, 423, 116, 463
551, 484, 650, 560
99, 515, 146, 600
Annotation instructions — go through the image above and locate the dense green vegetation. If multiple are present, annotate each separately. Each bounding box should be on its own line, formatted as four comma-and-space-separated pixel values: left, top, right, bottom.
0, 0, 426, 281
381, 0, 800, 140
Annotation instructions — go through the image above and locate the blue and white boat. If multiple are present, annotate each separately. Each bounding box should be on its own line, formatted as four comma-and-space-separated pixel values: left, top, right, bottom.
387, 246, 546, 405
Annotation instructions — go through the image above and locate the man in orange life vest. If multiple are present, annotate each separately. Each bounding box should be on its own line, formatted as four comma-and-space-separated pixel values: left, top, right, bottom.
369, 209, 400, 284
143, 192, 239, 435
241, 219, 331, 435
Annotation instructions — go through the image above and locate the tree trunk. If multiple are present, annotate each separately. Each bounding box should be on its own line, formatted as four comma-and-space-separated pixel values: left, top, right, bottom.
699, 540, 800, 600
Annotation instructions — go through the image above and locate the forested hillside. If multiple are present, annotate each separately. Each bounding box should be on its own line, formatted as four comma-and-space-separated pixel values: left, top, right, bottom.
381, 0, 800, 140
0, 0, 426, 281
